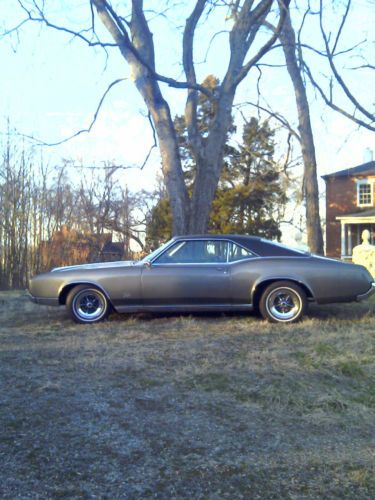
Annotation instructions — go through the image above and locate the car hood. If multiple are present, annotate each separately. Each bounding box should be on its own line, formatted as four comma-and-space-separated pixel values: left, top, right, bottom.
51, 261, 137, 272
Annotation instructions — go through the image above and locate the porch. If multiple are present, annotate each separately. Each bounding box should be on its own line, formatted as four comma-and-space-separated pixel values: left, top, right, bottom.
336, 209, 375, 260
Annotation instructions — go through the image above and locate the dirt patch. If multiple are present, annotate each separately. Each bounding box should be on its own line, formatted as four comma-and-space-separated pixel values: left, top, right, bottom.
0, 291, 374, 498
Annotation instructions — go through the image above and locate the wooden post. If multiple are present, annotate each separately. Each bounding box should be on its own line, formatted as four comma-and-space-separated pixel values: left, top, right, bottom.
348, 225, 352, 257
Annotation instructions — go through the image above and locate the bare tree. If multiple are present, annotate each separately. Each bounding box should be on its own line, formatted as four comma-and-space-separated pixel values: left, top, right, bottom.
11, 0, 291, 235
247, 0, 373, 253
0, 131, 146, 289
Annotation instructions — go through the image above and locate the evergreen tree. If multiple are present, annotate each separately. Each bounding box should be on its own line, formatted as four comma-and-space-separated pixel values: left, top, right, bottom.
210, 118, 287, 240
146, 78, 288, 247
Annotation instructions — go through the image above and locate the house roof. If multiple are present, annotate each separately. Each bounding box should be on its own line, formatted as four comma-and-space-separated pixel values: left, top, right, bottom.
337, 208, 375, 218
102, 241, 124, 254
336, 207, 375, 222
322, 160, 375, 180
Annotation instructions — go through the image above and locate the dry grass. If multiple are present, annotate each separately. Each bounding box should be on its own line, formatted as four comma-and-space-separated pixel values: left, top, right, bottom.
0, 291, 374, 498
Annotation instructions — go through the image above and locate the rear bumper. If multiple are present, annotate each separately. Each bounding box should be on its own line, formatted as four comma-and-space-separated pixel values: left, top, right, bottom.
26, 290, 59, 306
357, 282, 375, 301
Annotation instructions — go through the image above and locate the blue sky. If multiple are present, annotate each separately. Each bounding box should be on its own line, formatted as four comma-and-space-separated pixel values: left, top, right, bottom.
1, 0, 374, 196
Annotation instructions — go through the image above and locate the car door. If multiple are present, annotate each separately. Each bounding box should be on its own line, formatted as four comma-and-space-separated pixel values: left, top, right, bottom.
141, 239, 231, 305
227, 241, 259, 304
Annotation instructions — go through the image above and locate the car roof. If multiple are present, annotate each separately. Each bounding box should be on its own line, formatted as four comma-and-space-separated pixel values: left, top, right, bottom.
171, 235, 306, 257
173, 234, 260, 242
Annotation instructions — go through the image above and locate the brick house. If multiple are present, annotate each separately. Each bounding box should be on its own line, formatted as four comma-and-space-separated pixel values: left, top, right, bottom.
39, 226, 124, 271
322, 160, 375, 259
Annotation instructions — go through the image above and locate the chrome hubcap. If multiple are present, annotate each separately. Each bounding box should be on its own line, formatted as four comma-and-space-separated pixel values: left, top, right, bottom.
73, 290, 106, 321
266, 287, 301, 321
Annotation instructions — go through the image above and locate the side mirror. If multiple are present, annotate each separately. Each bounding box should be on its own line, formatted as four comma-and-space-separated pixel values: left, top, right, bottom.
143, 261, 152, 269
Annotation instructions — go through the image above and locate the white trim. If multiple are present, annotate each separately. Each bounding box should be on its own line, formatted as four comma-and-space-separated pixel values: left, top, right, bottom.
336, 216, 375, 223
348, 225, 353, 255
356, 179, 374, 207
341, 222, 346, 257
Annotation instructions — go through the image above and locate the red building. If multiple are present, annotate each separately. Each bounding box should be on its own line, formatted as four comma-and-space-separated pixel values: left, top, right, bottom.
39, 226, 124, 271
322, 160, 375, 259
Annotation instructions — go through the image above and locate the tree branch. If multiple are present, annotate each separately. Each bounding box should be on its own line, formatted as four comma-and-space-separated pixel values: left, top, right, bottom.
18, 78, 128, 146
235, 101, 301, 141
92, 0, 214, 99
17, 0, 117, 47
302, 62, 375, 132
0, 18, 29, 37
318, 0, 374, 123
183, 0, 207, 151
234, 0, 291, 87
16, 0, 214, 99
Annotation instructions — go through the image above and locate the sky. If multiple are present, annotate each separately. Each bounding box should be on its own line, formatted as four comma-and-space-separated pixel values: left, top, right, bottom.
0, 0, 374, 243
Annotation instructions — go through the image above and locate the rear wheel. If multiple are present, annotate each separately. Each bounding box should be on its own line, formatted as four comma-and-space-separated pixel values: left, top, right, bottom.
259, 281, 307, 323
66, 285, 110, 324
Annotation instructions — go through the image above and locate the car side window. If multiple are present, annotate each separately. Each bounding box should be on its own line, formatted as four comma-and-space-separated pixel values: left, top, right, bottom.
228, 242, 254, 262
155, 240, 228, 264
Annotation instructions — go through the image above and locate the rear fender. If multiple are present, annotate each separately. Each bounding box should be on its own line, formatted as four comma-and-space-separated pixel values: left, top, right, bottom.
251, 276, 315, 304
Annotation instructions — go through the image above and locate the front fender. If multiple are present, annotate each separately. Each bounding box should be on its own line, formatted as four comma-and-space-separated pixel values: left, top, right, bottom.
58, 280, 112, 304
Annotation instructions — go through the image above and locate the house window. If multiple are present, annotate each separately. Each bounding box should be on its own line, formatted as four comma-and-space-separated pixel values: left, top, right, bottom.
357, 181, 373, 207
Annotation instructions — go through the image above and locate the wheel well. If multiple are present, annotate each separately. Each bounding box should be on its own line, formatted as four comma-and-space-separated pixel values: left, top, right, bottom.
252, 279, 313, 309
58, 283, 110, 305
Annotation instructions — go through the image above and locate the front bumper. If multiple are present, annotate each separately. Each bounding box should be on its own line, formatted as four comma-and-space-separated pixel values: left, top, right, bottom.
357, 282, 375, 301
26, 290, 59, 306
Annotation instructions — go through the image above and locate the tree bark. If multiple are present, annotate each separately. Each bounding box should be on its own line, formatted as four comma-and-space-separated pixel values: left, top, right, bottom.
279, 12, 324, 255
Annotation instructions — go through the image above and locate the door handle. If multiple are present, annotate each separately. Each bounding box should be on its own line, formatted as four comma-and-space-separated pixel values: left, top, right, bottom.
216, 267, 228, 273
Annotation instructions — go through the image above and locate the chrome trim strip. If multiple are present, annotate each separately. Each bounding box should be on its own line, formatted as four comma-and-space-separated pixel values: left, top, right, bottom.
151, 262, 230, 267
115, 303, 254, 313
150, 255, 310, 268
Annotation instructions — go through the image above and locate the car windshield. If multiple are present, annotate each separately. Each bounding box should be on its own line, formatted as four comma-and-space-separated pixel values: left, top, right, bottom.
140, 240, 173, 263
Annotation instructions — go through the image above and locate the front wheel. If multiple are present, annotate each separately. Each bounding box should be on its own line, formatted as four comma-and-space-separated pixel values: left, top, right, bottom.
259, 281, 307, 323
66, 285, 110, 324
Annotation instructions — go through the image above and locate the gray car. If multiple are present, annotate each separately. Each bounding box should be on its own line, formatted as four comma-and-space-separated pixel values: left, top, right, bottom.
28, 235, 375, 324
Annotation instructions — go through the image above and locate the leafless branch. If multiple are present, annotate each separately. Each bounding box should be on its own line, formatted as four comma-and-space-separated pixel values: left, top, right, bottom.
233, 0, 291, 87
93, 0, 215, 99
199, 30, 229, 64
16, 0, 214, 99
318, 0, 374, 123
17, 0, 117, 47
235, 101, 301, 141
139, 112, 158, 170
302, 62, 375, 132
19, 78, 128, 147
348, 63, 375, 71
0, 18, 29, 37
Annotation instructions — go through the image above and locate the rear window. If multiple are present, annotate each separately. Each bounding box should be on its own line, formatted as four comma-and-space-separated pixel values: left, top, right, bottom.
245, 239, 309, 257
228, 242, 255, 262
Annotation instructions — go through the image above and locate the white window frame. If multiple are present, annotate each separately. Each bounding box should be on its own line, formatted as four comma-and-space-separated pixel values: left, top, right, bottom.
357, 179, 374, 207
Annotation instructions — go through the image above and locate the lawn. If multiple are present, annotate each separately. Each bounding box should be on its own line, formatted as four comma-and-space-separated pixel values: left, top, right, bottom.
0, 291, 374, 498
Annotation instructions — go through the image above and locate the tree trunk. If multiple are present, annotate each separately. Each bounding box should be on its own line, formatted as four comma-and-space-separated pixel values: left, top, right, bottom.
280, 13, 324, 255
149, 100, 190, 234
188, 156, 220, 233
